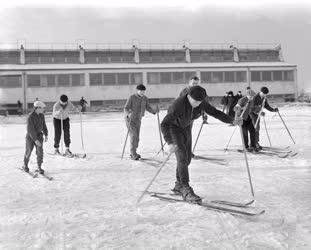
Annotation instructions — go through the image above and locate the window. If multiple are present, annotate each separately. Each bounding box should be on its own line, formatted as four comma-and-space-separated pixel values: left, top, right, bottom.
172, 72, 185, 84
284, 70, 294, 81
27, 75, 41, 87
46, 75, 56, 87
103, 73, 116, 85
185, 72, 196, 81
160, 72, 172, 84
58, 74, 70, 86
251, 71, 261, 81
0, 75, 22, 88
90, 73, 102, 86
147, 73, 160, 84
211, 72, 223, 83
224, 72, 235, 82
201, 72, 212, 83
130, 73, 143, 85
117, 73, 130, 85
273, 71, 282, 81
72, 74, 84, 86
262, 71, 272, 81
236, 71, 247, 82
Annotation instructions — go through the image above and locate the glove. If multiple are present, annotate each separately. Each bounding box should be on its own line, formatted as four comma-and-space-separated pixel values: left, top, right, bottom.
260, 111, 265, 117
233, 117, 243, 126
274, 107, 279, 112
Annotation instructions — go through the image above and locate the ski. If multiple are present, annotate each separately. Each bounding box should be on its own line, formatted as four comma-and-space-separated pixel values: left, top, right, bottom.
47, 152, 86, 159
236, 149, 290, 158
151, 194, 265, 217
35, 171, 53, 181
193, 155, 227, 165
211, 199, 255, 208
262, 146, 291, 151
17, 167, 38, 178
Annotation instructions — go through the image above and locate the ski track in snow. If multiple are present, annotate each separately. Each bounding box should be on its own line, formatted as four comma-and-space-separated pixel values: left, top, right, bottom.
0, 105, 311, 249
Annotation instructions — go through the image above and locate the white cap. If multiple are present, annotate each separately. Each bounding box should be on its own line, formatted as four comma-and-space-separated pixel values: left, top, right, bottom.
34, 101, 46, 108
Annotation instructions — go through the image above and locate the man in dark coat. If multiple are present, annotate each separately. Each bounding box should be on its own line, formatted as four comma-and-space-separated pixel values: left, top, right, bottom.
250, 86, 279, 149
161, 85, 242, 203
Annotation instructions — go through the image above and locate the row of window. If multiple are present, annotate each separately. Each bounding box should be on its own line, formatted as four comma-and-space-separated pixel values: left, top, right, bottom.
251, 71, 294, 81
0, 70, 295, 88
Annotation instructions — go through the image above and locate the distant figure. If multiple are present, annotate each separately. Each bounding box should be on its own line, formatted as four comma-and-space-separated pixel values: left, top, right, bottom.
17, 100, 23, 116
79, 97, 88, 113
227, 91, 237, 119
235, 91, 243, 101
220, 92, 229, 113
35, 97, 39, 101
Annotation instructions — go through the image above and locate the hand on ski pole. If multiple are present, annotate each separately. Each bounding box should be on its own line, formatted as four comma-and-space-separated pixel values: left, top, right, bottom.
260, 111, 265, 117
273, 107, 279, 112
233, 117, 243, 126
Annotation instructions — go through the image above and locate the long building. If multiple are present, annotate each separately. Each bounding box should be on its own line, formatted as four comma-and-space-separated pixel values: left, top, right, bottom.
0, 42, 297, 112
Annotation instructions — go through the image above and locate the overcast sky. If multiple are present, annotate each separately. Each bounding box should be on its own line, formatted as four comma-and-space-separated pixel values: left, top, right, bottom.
1, 0, 310, 91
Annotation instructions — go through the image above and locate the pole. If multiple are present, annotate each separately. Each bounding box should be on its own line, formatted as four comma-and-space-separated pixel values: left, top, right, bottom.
263, 115, 272, 146
254, 98, 266, 129
60, 113, 64, 155
192, 121, 204, 154
238, 125, 255, 198
79, 111, 85, 151
121, 116, 131, 159
277, 111, 296, 144
156, 106, 164, 155
224, 126, 237, 152
136, 150, 175, 205
156, 141, 167, 156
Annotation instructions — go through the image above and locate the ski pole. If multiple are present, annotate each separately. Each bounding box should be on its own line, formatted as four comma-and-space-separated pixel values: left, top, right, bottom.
263, 115, 272, 146
192, 121, 204, 154
121, 115, 131, 160
254, 98, 266, 129
156, 106, 164, 155
224, 126, 237, 152
60, 113, 64, 155
136, 149, 175, 205
277, 111, 296, 144
79, 111, 85, 151
238, 125, 255, 198
156, 141, 167, 156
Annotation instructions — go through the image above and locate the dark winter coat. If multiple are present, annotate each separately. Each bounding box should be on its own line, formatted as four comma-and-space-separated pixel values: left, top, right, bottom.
161, 95, 233, 145
251, 93, 275, 114
26, 110, 48, 142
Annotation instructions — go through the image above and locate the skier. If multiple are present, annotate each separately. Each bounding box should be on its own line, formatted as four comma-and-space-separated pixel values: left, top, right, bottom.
22, 101, 48, 174
220, 92, 229, 113
161, 85, 242, 203
235, 91, 243, 101
234, 89, 258, 152
17, 100, 23, 116
79, 96, 88, 113
52, 94, 80, 156
124, 84, 159, 160
227, 91, 237, 119
250, 86, 279, 149
179, 76, 208, 157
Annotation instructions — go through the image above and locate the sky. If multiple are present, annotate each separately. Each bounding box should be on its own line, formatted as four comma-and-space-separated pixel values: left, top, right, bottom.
0, 0, 311, 92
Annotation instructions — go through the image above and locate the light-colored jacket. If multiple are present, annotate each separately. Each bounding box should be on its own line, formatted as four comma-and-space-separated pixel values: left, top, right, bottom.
52, 101, 76, 120
124, 94, 156, 120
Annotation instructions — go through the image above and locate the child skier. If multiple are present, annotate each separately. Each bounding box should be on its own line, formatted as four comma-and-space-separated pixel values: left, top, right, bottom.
22, 101, 48, 174
124, 84, 159, 160
161, 85, 242, 203
52, 94, 79, 157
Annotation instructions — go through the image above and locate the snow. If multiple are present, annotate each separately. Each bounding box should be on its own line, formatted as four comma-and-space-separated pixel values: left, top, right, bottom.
1, 105, 311, 249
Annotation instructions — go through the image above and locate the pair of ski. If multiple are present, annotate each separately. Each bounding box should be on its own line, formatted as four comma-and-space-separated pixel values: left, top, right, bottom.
192, 155, 227, 166
236, 147, 297, 158
17, 167, 53, 181
148, 191, 265, 217
48, 152, 86, 159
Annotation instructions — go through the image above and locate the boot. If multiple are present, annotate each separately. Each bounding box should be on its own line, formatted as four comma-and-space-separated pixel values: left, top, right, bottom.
130, 154, 140, 160
36, 166, 44, 175
22, 165, 29, 173
64, 148, 73, 157
255, 143, 262, 150
171, 181, 183, 195
181, 186, 202, 204
54, 148, 61, 155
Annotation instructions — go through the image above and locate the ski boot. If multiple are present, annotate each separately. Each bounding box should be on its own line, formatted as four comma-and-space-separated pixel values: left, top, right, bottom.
181, 186, 202, 204
130, 153, 140, 160
54, 148, 61, 155
171, 181, 183, 195
36, 166, 44, 175
64, 148, 73, 157
255, 143, 263, 150
22, 165, 29, 173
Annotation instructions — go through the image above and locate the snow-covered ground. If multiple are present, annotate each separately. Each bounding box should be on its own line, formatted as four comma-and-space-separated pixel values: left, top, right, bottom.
1, 104, 311, 249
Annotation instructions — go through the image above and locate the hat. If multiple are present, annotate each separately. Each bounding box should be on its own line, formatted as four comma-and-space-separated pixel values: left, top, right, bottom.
260, 87, 269, 94
60, 94, 68, 103
136, 84, 146, 91
189, 86, 207, 101
246, 89, 256, 97
34, 101, 46, 108
190, 76, 199, 81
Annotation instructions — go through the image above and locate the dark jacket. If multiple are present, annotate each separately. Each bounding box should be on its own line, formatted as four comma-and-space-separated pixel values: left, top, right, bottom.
251, 93, 275, 114
26, 110, 48, 141
161, 95, 233, 144
124, 94, 156, 120
179, 86, 191, 97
